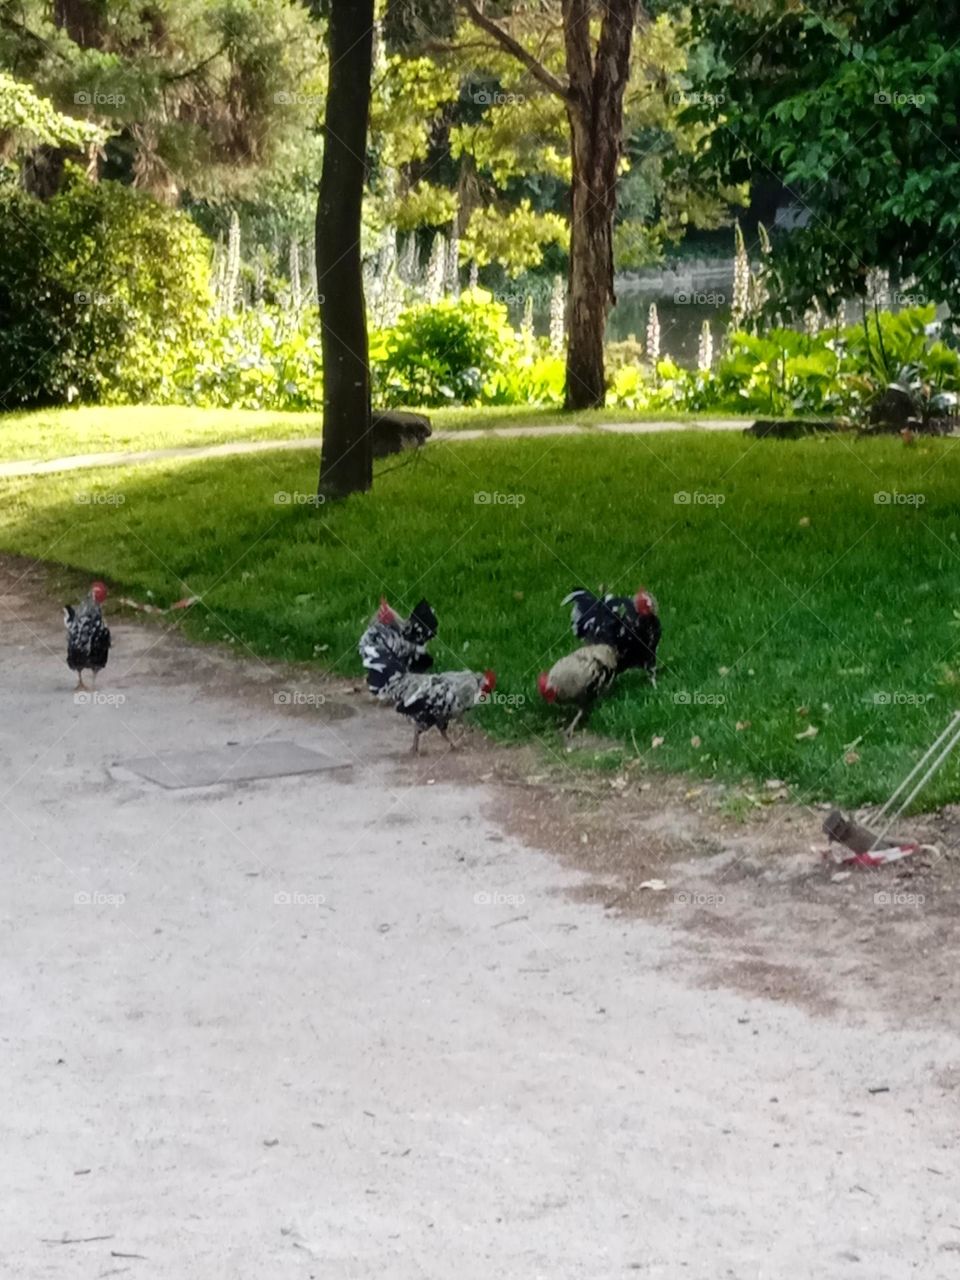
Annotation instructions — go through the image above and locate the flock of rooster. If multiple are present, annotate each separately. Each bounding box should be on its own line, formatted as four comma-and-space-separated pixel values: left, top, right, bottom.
358, 587, 661, 752
63, 581, 662, 753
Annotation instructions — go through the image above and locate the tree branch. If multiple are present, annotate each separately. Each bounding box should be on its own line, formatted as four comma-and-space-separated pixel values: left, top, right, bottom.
562, 0, 593, 103
460, 1, 570, 101
161, 40, 231, 84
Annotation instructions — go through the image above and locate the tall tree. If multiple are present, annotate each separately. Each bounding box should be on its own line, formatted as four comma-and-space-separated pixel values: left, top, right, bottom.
316, 0, 375, 499
462, 0, 641, 409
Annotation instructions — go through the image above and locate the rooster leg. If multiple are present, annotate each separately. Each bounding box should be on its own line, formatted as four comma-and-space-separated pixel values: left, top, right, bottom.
564, 708, 586, 738
411, 727, 422, 756
439, 726, 460, 751
649, 668, 657, 688
74, 673, 87, 692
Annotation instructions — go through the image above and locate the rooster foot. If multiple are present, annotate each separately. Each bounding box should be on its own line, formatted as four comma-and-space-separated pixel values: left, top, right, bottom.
440, 728, 460, 751
73, 675, 87, 692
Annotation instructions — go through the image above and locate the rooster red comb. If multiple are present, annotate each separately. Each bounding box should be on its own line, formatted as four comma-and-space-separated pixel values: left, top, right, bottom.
377, 596, 398, 625
537, 672, 556, 703
634, 589, 656, 615
481, 669, 497, 695
91, 581, 108, 603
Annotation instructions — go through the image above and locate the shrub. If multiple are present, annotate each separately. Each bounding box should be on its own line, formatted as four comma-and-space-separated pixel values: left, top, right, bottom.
0, 174, 212, 407
372, 290, 517, 407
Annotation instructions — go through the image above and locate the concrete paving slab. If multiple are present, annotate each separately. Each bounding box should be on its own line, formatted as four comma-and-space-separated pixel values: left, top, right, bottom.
119, 739, 350, 789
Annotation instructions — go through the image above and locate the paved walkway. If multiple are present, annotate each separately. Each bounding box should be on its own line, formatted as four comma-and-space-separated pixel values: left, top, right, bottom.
2, 557, 957, 1279
0, 418, 752, 479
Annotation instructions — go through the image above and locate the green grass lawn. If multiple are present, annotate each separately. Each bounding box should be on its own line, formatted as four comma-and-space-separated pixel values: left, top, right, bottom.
0, 403, 743, 464
2, 428, 959, 808
0, 406, 323, 463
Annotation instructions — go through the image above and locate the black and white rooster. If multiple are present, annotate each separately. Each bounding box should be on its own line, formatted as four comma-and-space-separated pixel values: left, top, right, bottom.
358, 596, 438, 694
64, 581, 111, 690
364, 642, 496, 754
563, 587, 661, 683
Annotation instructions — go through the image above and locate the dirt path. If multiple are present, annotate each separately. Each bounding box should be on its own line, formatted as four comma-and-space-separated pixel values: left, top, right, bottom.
2, 557, 959, 1279
0, 419, 751, 479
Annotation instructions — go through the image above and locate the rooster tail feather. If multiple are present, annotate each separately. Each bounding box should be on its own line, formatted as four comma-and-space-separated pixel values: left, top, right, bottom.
406, 598, 439, 644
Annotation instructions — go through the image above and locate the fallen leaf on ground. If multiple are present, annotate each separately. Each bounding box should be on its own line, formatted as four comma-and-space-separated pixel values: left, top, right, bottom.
795, 724, 819, 740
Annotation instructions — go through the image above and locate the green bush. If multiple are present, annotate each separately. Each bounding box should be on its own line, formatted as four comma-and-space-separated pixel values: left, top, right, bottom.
0, 174, 212, 407
372, 291, 517, 407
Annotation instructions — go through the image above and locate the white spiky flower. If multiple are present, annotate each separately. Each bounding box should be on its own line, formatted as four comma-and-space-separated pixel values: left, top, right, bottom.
866, 267, 890, 309
425, 234, 445, 303
549, 275, 565, 353
521, 294, 534, 344
398, 233, 417, 284
804, 299, 823, 338
288, 239, 302, 311
698, 319, 714, 372
731, 220, 750, 326
646, 302, 661, 368
219, 210, 241, 318
445, 232, 460, 299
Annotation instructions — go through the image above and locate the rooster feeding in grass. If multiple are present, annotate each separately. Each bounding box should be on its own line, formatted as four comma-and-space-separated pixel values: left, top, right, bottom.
563, 587, 661, 683
538, 644, 619, 738
64, 581, 111, 691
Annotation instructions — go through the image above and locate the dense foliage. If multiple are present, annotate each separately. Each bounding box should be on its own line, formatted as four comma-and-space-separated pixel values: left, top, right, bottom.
0, 70, 104, 158
688, 1, 960, 318
0, 177, 211, 407
0, 0, 323, 205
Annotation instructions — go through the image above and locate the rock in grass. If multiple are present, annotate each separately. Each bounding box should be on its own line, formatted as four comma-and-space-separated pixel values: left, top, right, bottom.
371, 410, 432, 458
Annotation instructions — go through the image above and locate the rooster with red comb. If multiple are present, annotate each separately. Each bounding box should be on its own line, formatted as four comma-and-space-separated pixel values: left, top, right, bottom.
63, 581, 111, 691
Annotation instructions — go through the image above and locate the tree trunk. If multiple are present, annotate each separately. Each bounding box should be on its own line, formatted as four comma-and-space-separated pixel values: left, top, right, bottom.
562, 0, 640, 410
316, 0, 375, 500
565, 107, 615, 408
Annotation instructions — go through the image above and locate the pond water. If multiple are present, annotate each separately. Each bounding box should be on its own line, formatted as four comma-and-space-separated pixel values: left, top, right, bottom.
518, 257, 736, 368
